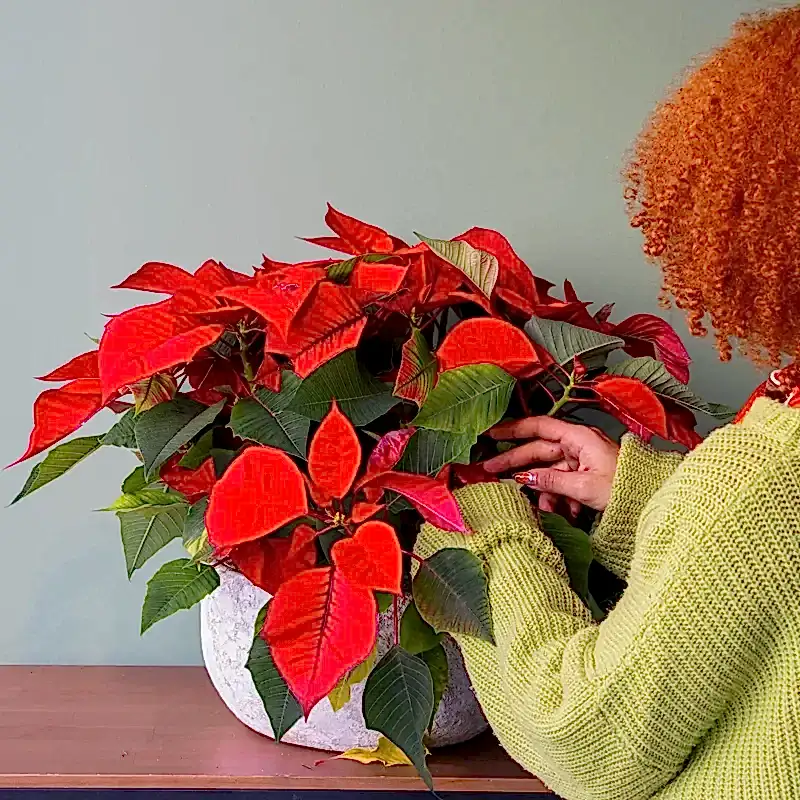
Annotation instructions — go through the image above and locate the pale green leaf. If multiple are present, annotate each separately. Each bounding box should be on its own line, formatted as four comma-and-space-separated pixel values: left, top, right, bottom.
328, 647, 376, 712
229, 371, 309, 459
11, 436, 102, 504
525, 317, 624, 368
101, 489, 185, 512
605, 357, 735, 418
178, 430, 215, 469
183, 497, 212, 563
121, 466, 149, 494
416, 234, 499, 298
363, 646, 434, 789
140, 558, 219, 634
135, 397, 225, 478
412, 548, 494, 643
289, 350, 399, 426
412, 364, 514, 436
118, 503, 188, 578
334, 736, 414, 766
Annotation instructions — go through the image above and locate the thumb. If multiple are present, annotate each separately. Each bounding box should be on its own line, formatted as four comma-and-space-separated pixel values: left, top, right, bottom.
513, 468, 590, 505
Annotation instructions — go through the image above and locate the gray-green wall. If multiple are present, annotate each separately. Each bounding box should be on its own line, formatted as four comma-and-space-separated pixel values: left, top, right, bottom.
0, 0, 780, 665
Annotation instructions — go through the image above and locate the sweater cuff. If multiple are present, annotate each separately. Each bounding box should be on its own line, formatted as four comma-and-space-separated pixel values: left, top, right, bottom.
414, 481, 566, 576
591, 435, 683, 578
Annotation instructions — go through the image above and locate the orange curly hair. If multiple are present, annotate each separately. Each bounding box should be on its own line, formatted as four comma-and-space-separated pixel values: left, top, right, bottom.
624, 6, 800, 367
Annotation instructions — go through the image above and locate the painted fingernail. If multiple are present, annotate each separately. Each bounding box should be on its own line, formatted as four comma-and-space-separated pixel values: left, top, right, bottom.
513, 471, 537, 486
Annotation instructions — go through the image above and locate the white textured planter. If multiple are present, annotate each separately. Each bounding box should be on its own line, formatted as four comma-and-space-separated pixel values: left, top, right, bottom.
201, 567, 488, 752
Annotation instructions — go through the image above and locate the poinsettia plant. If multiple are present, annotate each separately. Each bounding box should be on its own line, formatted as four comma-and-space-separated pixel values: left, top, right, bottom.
9, 206, 732, 787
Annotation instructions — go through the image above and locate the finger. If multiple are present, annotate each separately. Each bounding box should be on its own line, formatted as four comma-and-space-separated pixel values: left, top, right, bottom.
482, 441, 564, 474
538, 492, 558, 513
513, 468, 592, 505
567, 499, 582, 519
489, 415, 582, 443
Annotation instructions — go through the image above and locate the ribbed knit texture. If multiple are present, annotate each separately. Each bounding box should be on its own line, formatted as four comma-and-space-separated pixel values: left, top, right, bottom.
415, 398, 800, 800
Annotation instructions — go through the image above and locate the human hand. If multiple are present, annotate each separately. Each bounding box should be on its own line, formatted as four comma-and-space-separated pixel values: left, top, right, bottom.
482, 416, 620, 513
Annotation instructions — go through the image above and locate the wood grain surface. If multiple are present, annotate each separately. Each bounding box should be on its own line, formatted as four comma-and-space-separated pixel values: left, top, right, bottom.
0, 666, 550, 793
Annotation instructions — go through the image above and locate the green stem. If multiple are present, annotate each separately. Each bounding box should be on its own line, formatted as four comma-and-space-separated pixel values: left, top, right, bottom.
547, 372, 576, 416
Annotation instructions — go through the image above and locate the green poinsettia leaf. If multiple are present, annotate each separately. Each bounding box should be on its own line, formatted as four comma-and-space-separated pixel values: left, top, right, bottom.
182, 497, 212, 563
375, 592, 394, 614
363, 646, 434, 789
131, 373, 178, 415
102, 410, 138, 449
328, 648, 377, 712
412, 364, 514, 437
101, 489, 185, 512
135, 397, 226, 478
179, 430, 215, 469
412, 548, 494, 644
420, 643, 449, 729
396, 429, 475, 476
11, 436, 103, 504
393, 327, 437, 407
140, 558, 219, 634
328, 253, 389, 283
289, 350, 400, 426
400, 600, 443, 655
246, 603, 303, 740
118, 503, 188, 578
121, 466, 150, 494
605, 357, 735, 419
415, 234, 499, 298
525, 317, 624, 369
229, 371, 309, 459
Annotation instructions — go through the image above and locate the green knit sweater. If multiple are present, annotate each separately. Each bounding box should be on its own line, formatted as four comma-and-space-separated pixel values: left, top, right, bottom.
415, 398, 800, 800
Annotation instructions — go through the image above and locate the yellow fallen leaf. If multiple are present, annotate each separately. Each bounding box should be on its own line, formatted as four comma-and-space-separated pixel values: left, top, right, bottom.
334, 736, 413, 767
328, 647, 376, 712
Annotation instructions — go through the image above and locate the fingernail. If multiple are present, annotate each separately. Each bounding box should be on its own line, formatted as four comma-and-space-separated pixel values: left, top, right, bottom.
513, 471, 537, 486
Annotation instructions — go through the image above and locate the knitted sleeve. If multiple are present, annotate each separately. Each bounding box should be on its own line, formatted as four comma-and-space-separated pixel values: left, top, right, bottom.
590, 435, 683, 580
414, 422, 800, 800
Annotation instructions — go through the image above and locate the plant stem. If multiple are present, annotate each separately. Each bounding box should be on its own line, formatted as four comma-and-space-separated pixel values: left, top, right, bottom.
548, 372, 577, 417
515, 382, 531, 417
534, 377, 557, 405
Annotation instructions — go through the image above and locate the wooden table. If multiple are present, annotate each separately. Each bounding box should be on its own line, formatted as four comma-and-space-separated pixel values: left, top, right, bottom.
0, 666, 552, 796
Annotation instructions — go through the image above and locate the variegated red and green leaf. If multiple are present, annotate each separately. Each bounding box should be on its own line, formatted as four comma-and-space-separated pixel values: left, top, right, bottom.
611, 314, 691, 384
394, 328, 437, 405
593, 375, 668, 441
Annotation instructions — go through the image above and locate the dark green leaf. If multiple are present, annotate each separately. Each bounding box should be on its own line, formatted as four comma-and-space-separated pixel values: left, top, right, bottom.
102, 410, 138, 448
210, 448, 238, 476
11, 436, 102, 504
363, 646, 434, 789
525, 317, 624, 369
605, 357, 735, 419
121, 466, 149, 494
400, 601, 443, 655
539, 512, 594, 603
118, 503, 188, 578
396, 429, 474, 476
246, 625, 303, 740
135, 398, 226, 478
140, 558, 219, 634
229, 371, 309, 459
415, 234, 498, 298
420, 644, 449, 729
289, 350, 400, 426
317, 527, 348, 563
179, 430, 215, 469
412, 548, 494, 644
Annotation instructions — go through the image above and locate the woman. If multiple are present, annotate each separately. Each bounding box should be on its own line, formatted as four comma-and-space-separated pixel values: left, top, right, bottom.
417, 9, 800, 800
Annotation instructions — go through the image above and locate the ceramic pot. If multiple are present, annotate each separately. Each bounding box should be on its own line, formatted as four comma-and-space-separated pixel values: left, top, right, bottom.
200, 567, 488, 751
